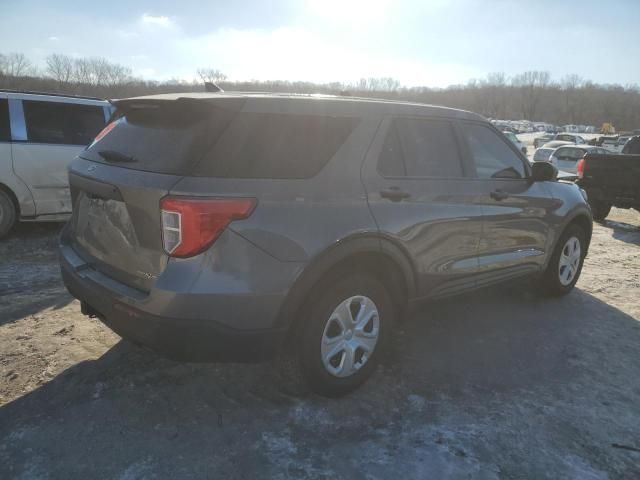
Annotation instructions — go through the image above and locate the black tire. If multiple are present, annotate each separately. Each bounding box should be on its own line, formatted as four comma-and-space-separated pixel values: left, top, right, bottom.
279, 273, 395, 398
0, 189, 17, 239
589, 200, 611, 222
540, 224, 587, 296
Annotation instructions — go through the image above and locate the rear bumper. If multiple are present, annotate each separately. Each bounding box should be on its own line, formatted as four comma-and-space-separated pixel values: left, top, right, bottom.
60, 243, 289, 363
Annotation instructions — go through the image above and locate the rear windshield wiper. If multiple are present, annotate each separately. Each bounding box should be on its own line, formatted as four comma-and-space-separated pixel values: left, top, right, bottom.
98, 150, 138, 163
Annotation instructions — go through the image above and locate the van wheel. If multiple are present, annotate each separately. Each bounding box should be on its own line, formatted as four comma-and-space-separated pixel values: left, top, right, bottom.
540, 224, 587, 296
279, 274, 395, 397
589, 200, 611, 222
0, 190, 17, 238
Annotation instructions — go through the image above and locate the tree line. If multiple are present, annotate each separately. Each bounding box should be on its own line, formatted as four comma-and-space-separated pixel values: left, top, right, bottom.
1, 52, 639, 130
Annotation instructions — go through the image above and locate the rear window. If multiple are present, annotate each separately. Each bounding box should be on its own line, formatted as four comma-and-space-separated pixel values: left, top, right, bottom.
192, 112, 359, 179
0, 99, 9, 142
82, 100, 237, 175
23, 100, 105, 145
84, 104, 358, 179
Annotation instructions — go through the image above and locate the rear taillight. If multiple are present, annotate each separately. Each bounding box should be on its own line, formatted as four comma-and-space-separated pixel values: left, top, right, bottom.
89, 119, 118, 147
160, 197, 256, 258
576, 158, 585, 179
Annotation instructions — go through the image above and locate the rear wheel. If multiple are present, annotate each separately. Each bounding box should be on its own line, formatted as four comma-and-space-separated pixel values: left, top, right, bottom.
589, 200, 611, 222
0, 190, 17, 239
540, 224, 587, 296
279, 273, 395, 397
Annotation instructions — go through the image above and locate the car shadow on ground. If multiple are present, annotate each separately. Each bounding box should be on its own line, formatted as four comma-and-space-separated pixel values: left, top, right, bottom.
602, 218, 640, 245
1, 282, 639, 478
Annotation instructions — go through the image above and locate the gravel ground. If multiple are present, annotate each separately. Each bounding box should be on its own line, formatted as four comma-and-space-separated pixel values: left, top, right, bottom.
0, 209, 639, 479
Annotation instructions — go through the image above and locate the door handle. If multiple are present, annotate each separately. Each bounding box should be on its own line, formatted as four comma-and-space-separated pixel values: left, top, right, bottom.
380, 187, 411, 202
490, 189, 509, 201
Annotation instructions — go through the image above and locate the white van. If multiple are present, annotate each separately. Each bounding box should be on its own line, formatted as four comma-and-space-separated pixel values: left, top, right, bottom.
0, 90, 110, 236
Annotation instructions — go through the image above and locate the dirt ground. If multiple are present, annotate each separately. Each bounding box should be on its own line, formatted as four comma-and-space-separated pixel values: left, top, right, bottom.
1, 209, 639, 479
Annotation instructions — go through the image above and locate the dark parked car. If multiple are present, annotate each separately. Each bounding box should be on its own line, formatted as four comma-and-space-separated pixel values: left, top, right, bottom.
60, 93, 593, 396
577, 136, 640, 220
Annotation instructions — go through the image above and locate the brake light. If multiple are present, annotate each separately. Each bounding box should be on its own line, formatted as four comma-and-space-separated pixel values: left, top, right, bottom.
90, 120, 118, 147
576, 158, 585, 179
160, 197, 256, 258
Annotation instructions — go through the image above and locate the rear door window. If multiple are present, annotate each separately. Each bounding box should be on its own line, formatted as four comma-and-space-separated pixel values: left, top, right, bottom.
23, 100, 105, 145
459, 122, 527, 179
194, 112, 359, 179
378, 117, 464, 178
0, 99, 9, 142
66, 103, 106, 145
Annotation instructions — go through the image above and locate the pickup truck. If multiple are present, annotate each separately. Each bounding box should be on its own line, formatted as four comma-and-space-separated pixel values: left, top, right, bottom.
577, 136, 640, 221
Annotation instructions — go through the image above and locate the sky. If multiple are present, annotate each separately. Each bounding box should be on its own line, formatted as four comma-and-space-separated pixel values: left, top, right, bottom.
2, 0, 639, 88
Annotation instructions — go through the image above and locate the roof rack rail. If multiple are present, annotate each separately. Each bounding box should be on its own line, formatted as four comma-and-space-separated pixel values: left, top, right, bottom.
0, 89, 106, 102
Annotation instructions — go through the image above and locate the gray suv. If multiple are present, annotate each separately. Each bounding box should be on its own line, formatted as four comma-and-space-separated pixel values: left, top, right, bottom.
60, 93, 592, 396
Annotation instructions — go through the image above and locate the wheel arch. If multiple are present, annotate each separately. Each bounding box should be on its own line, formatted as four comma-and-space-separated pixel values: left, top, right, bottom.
0, 182, 20, 216
565, 211, 593, 251
274, 234, 417, 338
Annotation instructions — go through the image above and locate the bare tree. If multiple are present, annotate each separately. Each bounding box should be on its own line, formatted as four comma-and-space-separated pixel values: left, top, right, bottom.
104, 63, 132, 87
72, 58, 95, 86
511, 71, 550, 120
197, 68, 227, 84
561, 74, 584, 124
0, 52, 33, 77
46, 53, 74, 87
2, 50, 640, 129
480, 72, 508, 119
354, 77, 400, 92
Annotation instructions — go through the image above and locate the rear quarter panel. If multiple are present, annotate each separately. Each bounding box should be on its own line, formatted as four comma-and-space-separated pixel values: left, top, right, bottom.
170, 113, 383, 263
542, 180, 592, 265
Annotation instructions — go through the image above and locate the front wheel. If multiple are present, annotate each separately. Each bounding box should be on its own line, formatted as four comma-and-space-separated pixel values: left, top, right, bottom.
286, 274, 395, 397
539, 225, 587, 296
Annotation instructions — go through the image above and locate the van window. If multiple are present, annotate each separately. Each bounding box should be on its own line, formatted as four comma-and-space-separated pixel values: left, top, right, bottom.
23, 100, 105, 145
460, 122, 526, 179
193, 112, 359, 179
378, 118, 464, 178
0, 99, 9, 142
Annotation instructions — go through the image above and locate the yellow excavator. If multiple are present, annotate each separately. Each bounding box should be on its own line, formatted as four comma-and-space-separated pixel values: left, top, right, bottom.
601, 122, 616, 134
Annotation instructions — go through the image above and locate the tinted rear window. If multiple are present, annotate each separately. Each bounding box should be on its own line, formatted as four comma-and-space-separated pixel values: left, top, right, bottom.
23, 100, 105, 145
83, 104, 358, 179
81, 101, 237, 175
192, 112, 359, 179
0, 99, 9, 142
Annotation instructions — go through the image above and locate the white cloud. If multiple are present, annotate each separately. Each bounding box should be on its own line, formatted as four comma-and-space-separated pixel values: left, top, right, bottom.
48, 36, 59, 41
140, 14, 173, 28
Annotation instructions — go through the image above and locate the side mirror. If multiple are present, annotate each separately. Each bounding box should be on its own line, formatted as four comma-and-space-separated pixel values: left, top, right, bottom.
531, 161, 557, 182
